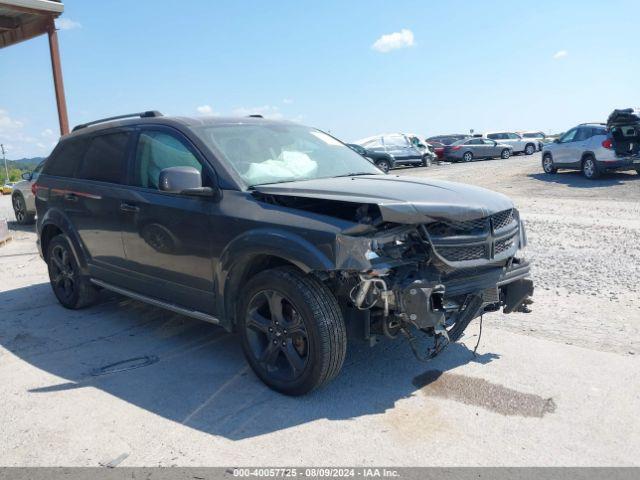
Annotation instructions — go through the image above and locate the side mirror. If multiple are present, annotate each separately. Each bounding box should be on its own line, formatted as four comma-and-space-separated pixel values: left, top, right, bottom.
159, 166, 217, 197
553, 138, 560, 143
22, 172, 32, 181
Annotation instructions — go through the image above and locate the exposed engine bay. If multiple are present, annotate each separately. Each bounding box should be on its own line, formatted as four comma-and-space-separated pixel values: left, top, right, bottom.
254, 190, 534, 360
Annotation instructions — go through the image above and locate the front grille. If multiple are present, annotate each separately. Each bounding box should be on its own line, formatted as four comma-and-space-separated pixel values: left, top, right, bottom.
491, 209, 516, 231
424, 208, 519, 264
494, 234, 517, 255
438, 245, 486, 262
426, 217, 489, 237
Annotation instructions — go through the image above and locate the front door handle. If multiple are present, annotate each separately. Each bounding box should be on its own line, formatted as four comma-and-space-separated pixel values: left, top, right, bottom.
64, 193, 78, 202
120, 203, 140, 213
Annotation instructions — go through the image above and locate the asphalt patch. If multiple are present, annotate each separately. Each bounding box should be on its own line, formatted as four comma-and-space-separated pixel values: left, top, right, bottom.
413, 370, 556, 417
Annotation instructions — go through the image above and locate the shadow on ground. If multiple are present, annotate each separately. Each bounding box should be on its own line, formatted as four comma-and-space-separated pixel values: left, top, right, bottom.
7, 221, 36, 233
0, 283, 497, 440
528, 170, 639, 188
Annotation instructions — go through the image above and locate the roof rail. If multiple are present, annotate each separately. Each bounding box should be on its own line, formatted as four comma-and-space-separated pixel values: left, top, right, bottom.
247, 114, 263, 118
72, 111, 163, 132
578, 122, 606, 126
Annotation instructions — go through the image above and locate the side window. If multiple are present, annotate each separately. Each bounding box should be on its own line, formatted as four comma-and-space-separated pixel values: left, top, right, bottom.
42, 138, 88, 177
574, 128, 591, 142
487, 133, 499, 140
31, 161, 45, 181
134, 131, 202, 189
559, 128, 577, 143
482, 139, 496, 145
467, 138, 483, 145
77, 132, 130, 183
507, 133, 521, 139
592, 127, 606, 137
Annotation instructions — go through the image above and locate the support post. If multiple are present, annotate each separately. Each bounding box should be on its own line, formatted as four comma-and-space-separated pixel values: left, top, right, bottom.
47, 18, 69, 136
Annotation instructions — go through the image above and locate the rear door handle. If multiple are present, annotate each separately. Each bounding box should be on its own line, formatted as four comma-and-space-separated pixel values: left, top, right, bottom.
64, 193, 78, 202
120, 203, 140, 213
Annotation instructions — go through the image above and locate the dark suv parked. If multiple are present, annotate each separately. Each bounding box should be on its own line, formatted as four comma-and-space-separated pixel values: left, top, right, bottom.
35, 112, 533, 395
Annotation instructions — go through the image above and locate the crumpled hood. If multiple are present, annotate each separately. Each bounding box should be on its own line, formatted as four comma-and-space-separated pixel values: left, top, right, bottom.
253, 174, 514, 224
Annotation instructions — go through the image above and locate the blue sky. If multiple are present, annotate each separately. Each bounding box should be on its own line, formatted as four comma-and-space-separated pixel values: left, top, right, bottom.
1, 0, 638, 158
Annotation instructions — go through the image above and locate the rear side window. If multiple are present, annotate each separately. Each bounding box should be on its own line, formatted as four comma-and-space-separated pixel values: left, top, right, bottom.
592, 127, 606, 136
77, 132, 130, 183
42, 138, 88, 177
487, 133, 501, 140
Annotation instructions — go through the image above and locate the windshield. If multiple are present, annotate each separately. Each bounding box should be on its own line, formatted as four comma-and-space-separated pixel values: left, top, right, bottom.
195, 124, 382, 186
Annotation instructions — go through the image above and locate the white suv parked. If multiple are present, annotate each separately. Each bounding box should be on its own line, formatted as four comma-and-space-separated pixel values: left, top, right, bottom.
483, 132, 537, 155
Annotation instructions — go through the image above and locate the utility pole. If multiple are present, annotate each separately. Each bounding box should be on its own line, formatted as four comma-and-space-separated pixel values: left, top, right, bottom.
1, 144, 7, 184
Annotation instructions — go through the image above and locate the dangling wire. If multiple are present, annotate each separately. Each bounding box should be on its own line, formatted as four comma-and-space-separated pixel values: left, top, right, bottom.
473, 315, 483, 357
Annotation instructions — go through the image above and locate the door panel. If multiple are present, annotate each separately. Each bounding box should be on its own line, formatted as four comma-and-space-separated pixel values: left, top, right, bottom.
119, 128, 217, 314
553, 128, 578, 165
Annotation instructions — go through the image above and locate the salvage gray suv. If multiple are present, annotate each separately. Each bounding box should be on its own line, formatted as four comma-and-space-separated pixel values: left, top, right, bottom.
35, 112, 533, 395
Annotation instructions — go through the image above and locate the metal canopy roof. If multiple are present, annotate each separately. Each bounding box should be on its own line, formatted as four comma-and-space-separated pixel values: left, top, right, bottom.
0, 0, 64, 48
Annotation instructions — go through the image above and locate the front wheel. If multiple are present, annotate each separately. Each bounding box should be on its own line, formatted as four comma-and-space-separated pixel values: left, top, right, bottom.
462, 151, 473, 162
542, 154, 557, 174
422, 156, 432, 167
582, 156, 600, 179
238, 267, 347, 396
501, 149, 511, 159
376, 159, 391, 173
524, 143, 535, 155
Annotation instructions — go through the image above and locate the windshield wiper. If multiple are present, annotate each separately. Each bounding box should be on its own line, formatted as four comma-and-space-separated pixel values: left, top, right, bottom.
333, 172, 378, 178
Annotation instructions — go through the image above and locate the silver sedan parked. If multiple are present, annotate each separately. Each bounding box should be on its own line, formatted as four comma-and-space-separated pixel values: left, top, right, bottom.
443, 137, 513, 162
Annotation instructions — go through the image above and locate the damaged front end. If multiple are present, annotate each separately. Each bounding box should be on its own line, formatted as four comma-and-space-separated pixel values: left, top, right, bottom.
330, 204, 534, 360
253, 186, 534, 361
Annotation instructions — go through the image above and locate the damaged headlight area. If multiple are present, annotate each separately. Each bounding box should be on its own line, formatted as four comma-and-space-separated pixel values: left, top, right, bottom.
330, 216, 534, 361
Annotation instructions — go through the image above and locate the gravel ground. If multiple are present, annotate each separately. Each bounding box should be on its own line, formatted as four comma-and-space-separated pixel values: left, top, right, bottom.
397, 153, 640, 356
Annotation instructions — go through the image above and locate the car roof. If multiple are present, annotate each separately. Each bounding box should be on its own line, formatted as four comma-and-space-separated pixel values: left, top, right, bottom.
62, 115, 296, 140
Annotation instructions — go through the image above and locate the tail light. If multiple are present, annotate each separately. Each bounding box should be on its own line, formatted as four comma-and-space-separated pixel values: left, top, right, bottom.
451, 146, 461, 151
31, 182, 38, 196
602, 138, 613, 149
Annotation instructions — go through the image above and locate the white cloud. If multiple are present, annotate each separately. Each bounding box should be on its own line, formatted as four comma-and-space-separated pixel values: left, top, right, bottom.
232, 105, 284, 120
0, 109, 23, 130
55, 18, 82, 30
282, 98, 294, 105
553, 50, 568, 60
0, 109, 56, 158
372, 29, 415, 53
196, 104, 217, 115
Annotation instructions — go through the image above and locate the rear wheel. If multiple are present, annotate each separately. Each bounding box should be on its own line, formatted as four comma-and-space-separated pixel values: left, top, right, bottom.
47, 235, 99, 309
238, 267, 347, 396
524, 143, 535, 155
582, 156, 600, 179
376, 159, 391, 173
12, 193, 35, 225
542, 154, 557, 174
462, 151, 473, 162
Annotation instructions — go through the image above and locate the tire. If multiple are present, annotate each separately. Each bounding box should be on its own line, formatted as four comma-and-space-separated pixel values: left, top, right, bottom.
12, 193, 35, 225
582, 156, 600, 179
376, 159, 391, 173
542, 154, 557, 174
524, 143, 535, 155
462, 151, 473, 162
238, 267, 347, 396
47, 235, 98, 309
501, 149, 511, 159
421, 156, 432, 167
